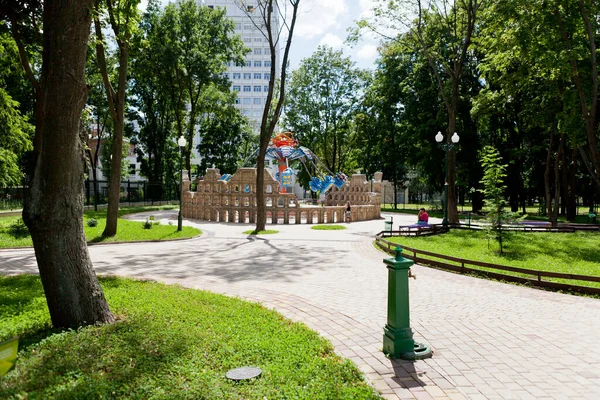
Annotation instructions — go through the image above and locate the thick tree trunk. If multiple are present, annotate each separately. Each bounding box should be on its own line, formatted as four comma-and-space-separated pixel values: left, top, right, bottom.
23, 0, 114, 329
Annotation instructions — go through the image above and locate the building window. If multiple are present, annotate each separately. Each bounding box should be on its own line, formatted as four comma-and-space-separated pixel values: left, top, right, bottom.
254, 73, 261, 79
234, 98, 240, 104
254, 98, 262, 104
243, 85, 251, 92
264, 48, 270, 55
245, 60, 252, 67
232, 85, 241, 91
264, 85, 269, 92
264, 61, 271, 67
233, 73, 241, 79
264, 73, 270, 80
244, 24, 252, 30
243, 72, 251, 79
243, 97, 251, 104
243, 37, 251, 43
223, 73, 230, 79
253, 86, 261, 92
129, 164, 136, 175
234, 22, 241, 29
254, 37, 262, 42
254, 61, 262, 67
254, 48, 262, 55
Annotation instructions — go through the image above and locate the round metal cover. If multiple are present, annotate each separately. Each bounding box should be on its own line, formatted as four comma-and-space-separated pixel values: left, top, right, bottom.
225, 366, 262, 381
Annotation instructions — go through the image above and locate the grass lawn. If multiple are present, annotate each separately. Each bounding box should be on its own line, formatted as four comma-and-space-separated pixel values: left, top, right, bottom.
385, 230, 600, 288
311, 225, 347, 230
0, 206, 200, 248
0, 276, 381, 399
243, 230, 279, 235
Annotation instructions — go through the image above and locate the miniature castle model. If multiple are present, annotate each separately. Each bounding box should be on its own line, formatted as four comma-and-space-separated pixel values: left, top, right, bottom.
181, 168, 382, 224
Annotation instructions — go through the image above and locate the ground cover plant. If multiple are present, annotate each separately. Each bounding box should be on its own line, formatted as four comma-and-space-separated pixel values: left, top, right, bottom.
243, 230, 279, 235
386, 230, 600, 288
0, 206, 199, 248
0, 275, 381, 399
311, 225, 347, 230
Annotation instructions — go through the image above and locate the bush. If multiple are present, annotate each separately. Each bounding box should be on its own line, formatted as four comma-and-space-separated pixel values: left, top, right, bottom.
8, 218, 29, 237
86, 218, 98, 227
142, 218, 152, 229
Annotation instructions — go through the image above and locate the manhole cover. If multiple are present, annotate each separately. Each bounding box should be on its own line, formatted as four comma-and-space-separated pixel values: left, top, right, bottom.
225, 366, 262, 381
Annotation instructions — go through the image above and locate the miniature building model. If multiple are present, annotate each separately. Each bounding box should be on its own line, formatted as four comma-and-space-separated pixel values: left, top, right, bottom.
181, 168, 383, 224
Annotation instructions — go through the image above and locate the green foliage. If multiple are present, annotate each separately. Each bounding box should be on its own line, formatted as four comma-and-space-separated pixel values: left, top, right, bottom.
386, 230, 600, 288
283, 46, 366, 178
8, 218, 28, 238
0, 69, 33, 186
142, 217, 152, 229
311, 225, 347, 230
479, 146, 523, 253
86, 218, 98, 227
0, 276, 381, 399
242, 229, 279, 235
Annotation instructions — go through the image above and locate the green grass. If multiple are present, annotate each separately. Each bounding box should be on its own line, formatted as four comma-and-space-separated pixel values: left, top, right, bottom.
311, 225, 347, 230
243, 230, 279, 235
385, 230, 600, 288
0, 275, 381, 399
0, 206, 199, 248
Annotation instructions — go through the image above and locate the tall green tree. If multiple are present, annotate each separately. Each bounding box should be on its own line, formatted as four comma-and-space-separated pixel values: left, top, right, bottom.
284, 46, 365, 175
160, 0, 247, 176
196, 85, 251, 174
93, 0, 141, 237
354, 0, 489, 223
236, 0, 301, 233
0, 32, 33, 186
1, 0, 114, 328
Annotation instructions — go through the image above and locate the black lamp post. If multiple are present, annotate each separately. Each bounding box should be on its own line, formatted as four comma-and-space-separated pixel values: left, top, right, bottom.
435, 131, 459, 227
177, 135, 187, 231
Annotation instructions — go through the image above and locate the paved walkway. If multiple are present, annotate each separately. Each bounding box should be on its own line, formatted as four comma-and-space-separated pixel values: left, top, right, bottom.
1, 211, 600, 399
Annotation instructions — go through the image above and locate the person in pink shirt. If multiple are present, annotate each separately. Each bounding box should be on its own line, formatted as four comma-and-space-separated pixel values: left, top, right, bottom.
417, 208, 429, 225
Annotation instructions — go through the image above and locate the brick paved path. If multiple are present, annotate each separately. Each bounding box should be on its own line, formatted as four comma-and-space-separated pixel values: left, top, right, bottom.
1, 211, 600, 399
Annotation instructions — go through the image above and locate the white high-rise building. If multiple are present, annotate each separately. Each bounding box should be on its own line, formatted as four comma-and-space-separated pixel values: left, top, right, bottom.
203, 0, 281, 133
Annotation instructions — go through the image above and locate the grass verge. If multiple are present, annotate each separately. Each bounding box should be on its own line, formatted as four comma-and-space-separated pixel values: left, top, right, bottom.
385, 230, 600, 288
311, 225, 347, 230
243, 230, 279, 235
0, 275, 380, 399
0, 206, 200, 248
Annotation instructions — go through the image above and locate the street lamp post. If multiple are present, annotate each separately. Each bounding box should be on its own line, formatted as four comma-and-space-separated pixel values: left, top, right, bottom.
177, 136, 187, 232
435, 131, 459, 227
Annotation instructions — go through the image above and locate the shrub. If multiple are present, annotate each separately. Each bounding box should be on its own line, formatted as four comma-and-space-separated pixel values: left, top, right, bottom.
142, 218, 152, 229
87, 218, 98, 227
8, 218, 29, 237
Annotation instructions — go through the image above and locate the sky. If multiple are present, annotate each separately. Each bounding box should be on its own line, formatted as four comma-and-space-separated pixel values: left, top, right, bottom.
285, 0, 381, 70
144, 0, 383, 71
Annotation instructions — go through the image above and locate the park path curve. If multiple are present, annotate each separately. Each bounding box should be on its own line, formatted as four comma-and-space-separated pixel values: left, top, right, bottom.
1, 211, 599, 400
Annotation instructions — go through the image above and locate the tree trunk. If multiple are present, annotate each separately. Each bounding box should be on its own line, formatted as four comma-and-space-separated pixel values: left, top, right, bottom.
23, 0, 114, 329
567, 148, 578, 221
544, 130, 554, 217
255, 155, 266, 231
447, 108, 459, 223
103, 117, 124, 236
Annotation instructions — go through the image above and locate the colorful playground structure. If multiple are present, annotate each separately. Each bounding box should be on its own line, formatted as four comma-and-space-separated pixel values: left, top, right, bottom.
181, 168, 383, 224
246, 131, 348, 194
180, 132, 383, 224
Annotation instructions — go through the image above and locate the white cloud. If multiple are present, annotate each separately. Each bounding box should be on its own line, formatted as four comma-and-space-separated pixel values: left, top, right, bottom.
356, 43, 379, 61
318, 33, 345, 49
295, 0, 349, 39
